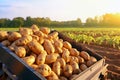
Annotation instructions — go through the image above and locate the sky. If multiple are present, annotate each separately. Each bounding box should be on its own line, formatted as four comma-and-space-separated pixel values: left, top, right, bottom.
0, 0, 120, 22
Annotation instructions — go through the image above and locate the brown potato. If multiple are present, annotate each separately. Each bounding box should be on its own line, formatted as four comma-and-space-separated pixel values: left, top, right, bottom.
70, 48, 79, 56
70, 56, 79, 63
77, 56, 85, 64
22, 55, 35, 66
80, 64, 87, 71
40, 27, 50, 34
52, 61, 61, 76
70, 61, 81, 74
31, 24, 39, 33
28, 40, 44, 55
80, 51, 90, 61
86, 56, 97, 67
59, 76, 68, 80
0, 31, 8, 41
15, 47, 26, 58
1, 40, 11, 46
45, 54, 57, 64
8, 32, 21, 41
63, 64, 73, 77
38, 37, 44, 44
48, 32, 58, 40
34, 31, 44, 38
31, 35, 39, 41
62, 49, 70, 63
47, 71, 59, 80
69, 74, 78, 80
54, 39, 63, 48
63, 41, 72, 50
19, 28, 33, 36
30, 64, 39, 70
57, 58, 66, 68
43, 39, 55, 54
90, 56, 97, 62
37, 64, 51, 77
16, 35, 32, 46
36, 51, 47, 65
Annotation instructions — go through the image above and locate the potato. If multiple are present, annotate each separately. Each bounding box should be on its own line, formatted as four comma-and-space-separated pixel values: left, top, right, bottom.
37, 64, 51, 77
69, 74, 78, 80
43, 39, 55, 54
16, 35, 32, 46
15, 47, 26, 58
90, 56, 97, 62
52, 61, 61, 76
48, 32, 58, 40
80, 64, 87, 71
30, 64, 39, 70
40, 27, 50, 34
31, 24, 39, 33
1, 40, 11, 46
47, 71, 59, 80
70, 48, 79, 56
19, 28, 33, 36
0, 31, 8, 41
22, 55, 35, 66
63, 64, 73, 77
28, 40, 44, 55
38, 37, 44, 44
59, 76, 68, 80
70, 56, 79, 63
54, 39, 63, 48
70, 61, 81, 74
8, 32, 21, 41
77, 56, 85, 64
63, 41, 72, 50
34, 31, 44, 38
62, 49, 70, 63
31, 35, 39, 41
86, 56, 97, 67
80, 51, 90, 61
36, 51, 47, 65
57, 58, 66, 68
45, 54, 57, 64
54, 39, 63, 53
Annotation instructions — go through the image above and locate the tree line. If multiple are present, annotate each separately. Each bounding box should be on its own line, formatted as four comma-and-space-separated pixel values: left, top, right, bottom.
0, 13, 120, 27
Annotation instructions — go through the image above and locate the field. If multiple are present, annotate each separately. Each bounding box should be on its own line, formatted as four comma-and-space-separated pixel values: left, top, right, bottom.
0, 27, 120, 79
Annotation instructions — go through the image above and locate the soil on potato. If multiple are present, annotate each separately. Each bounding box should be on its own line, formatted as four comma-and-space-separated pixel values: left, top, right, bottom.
84, 44, 120, 80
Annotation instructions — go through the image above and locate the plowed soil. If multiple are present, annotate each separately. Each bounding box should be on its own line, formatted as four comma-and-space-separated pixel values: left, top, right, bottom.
85, 44, 120, 80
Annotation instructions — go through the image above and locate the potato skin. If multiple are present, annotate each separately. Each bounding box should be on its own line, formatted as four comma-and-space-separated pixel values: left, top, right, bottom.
37, 64, 51, 77
45, 54, 57, 64
8, 32, 21, 41
43, 39, 55, 54
15, 47, 26, 58
62, 49, 70, 63
36, 51, 47, 65
22, 55, 35, 66
80, 51, 90, 61
31, 24, 39, 33
63, 41, 72, 50
1, 40, 11, 46
47, 71, 59, 80
80, 64, 88, 71
28, 40, 44, 55
57, 58, 66, 68
52, 61, 61, 76
70, 48, 79, 56
70, 61, 81, 74
19, 28, 33, 36
40, 27, 50, 34
0, 31, 8, 41
63, 64, 73, 78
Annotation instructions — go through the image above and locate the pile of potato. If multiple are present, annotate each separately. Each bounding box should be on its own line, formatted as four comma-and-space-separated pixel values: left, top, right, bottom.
0, 24, 97, 80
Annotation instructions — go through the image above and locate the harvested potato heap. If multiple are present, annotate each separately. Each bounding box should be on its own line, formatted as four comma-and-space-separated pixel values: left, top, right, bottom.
0, 24, 97, 80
